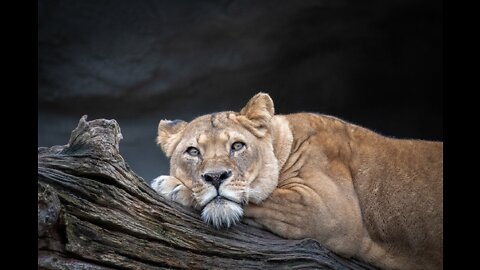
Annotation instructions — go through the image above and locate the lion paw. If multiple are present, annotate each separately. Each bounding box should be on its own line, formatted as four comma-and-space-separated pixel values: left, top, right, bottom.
151, 175, 194, 207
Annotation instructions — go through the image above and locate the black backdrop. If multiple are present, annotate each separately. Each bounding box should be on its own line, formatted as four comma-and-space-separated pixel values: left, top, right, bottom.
38, 0, 443, 182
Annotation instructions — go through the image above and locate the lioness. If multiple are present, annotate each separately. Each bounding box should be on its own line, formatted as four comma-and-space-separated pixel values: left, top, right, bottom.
151, 93, 443, 270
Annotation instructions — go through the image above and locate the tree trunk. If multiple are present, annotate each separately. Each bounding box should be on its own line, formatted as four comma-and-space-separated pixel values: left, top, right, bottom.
38, 115, 378, 270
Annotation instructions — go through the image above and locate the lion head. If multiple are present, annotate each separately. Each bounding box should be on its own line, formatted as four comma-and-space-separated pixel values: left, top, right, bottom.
156, 93, 281, 228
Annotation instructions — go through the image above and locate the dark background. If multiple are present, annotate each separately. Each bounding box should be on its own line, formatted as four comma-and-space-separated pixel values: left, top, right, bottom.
38, 0, 443, 183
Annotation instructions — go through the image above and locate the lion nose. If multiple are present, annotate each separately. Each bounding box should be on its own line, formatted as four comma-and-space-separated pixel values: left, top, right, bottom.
201, 170, 232, 190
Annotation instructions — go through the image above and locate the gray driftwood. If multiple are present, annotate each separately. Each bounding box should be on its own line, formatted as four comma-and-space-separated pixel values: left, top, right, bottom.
38, 115, 378, 270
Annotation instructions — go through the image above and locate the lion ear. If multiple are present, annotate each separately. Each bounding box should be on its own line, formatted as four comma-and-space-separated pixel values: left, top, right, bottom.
156, 119, 187, 157
239, 92, 275, 137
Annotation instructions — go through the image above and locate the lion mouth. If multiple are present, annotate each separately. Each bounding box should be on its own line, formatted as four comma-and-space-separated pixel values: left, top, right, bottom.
202, 195, 241, 210
200, 195, 244, 228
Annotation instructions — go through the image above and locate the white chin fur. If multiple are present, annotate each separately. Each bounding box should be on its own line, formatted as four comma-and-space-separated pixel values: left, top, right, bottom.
201, 198, 243, 228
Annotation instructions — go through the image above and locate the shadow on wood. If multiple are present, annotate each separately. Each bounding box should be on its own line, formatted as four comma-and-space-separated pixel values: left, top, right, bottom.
38, 115, 378, 269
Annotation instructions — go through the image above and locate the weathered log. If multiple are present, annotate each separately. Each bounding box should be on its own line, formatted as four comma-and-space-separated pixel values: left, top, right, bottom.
38, 115, 378, 270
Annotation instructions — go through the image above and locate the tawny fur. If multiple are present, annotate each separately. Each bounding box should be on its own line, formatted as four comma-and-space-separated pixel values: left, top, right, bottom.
151, 93, 443, 270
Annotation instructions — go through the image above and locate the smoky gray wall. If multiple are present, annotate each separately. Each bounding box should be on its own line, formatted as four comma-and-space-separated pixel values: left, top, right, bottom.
38, 0, 443, 182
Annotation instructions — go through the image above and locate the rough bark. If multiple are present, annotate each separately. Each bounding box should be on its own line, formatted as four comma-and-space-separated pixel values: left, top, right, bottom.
38, 115, 378, 270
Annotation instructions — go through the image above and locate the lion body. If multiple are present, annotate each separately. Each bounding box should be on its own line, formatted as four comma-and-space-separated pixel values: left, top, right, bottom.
151, 93, 443, 270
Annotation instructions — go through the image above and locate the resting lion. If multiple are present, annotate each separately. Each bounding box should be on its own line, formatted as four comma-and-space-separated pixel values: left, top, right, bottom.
151, 93, 443, 270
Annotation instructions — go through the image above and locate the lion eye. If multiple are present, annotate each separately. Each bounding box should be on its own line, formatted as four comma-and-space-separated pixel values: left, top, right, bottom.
231, 142, 245, 151
186, 147, 200, 156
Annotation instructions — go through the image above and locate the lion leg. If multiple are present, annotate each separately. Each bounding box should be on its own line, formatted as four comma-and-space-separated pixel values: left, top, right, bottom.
244, 187, 308, 239
150, 175, 195, 207
244, 182, 365, 259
